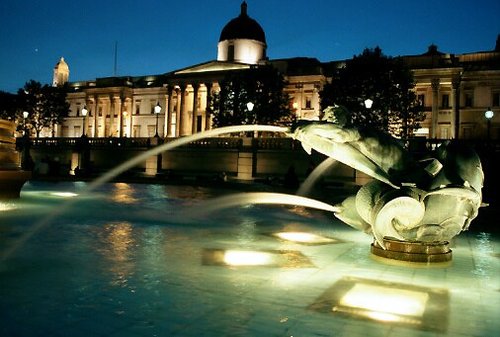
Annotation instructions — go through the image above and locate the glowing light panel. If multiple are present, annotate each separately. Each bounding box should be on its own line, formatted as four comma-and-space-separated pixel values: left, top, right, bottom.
339, 284, 428, 318
202, 248, 314, 268
273, 232, 336, 244
50, 192, 79, 198
309, 277, 449, 332
223, 250, 274, 266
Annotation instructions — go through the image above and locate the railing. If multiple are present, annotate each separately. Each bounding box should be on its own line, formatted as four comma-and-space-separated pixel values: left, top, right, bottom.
17, 136, 500, 154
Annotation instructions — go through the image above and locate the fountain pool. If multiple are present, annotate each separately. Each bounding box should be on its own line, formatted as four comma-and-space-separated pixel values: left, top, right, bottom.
0, 181, 499, 337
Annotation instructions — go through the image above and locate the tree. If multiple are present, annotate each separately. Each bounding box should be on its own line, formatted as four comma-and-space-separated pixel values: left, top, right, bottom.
17, 80, 69, 137
211, 65, 294, 131
0, 90, 18, 120
320, 47, 424, 137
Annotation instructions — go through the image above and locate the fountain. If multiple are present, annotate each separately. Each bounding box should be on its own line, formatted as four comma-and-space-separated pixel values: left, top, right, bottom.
0, 119, 31, 199
0, 123, 497, 336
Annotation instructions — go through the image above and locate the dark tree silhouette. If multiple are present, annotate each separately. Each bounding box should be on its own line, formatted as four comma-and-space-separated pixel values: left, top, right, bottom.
321, 47, 425, 137
211, 65, 294, 131
17, 80, 69, 137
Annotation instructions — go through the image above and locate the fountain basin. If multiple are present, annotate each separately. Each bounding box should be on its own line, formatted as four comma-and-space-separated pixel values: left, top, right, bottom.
0, 119, 31, 198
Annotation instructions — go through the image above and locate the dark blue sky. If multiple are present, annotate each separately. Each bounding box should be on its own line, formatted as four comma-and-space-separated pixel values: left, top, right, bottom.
1, 0, 499, 93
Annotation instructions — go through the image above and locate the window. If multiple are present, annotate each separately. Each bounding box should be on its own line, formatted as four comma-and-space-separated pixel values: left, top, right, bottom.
417, 94, 425, 106
305, 96, 312, 109
441, 94, 450, 108
465, 93, 473, 107
147, 125, 155, 137
98, 106, 103, 116
133, 125, 141, 137
135, 103, 140, 115
76, 107, 80, 117
493, 92, 500, 107
228, 44, 235, 61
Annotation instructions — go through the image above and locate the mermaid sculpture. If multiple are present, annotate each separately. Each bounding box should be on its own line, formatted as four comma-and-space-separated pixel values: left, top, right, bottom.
291, 107, 484, 249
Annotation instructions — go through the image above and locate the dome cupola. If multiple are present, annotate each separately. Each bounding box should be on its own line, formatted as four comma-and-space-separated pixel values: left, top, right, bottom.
217, 2, 267, 64
52, 57, 69, 87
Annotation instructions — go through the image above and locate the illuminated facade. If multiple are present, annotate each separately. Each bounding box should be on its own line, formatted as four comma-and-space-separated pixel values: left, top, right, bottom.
52, 2, 499, 140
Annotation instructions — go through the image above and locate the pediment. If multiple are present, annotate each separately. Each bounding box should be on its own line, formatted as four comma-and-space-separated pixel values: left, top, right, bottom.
174, 61, 252, 74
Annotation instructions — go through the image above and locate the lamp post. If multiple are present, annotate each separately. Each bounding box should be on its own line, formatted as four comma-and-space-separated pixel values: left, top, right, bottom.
22, 111, 29, 136
485, 107, 494, 142
154, 102, 161, 137
364, 98, 373, 109
81, 106, 88, 137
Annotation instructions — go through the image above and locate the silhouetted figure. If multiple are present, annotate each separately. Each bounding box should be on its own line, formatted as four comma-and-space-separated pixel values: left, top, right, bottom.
284, 165, 299, 189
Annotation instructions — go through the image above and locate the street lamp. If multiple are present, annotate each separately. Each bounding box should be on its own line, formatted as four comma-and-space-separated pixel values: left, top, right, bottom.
22, 111, 29, 136
81, 106, 88, 137
485, 107, 494, 142
154, 102, 161, 137
364, 98, 373, 109
246, 101, 254, 112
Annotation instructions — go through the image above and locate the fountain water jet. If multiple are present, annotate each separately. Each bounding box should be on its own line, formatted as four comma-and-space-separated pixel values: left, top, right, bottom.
0, 125, 289, 262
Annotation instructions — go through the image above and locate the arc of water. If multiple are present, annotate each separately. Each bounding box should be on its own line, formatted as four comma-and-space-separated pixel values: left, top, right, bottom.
188, 192, 341, 219
296, 157, 338, 197
0, 125, 289, 262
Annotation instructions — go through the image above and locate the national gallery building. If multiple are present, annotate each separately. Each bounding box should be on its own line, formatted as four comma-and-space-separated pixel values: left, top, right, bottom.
52, 2, 500, 141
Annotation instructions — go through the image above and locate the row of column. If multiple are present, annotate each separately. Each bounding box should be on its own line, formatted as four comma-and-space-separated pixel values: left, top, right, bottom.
82, 83, 215, 138
430, 77, 460, 139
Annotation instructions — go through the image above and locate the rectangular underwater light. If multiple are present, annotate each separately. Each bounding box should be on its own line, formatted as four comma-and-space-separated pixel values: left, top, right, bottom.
272, 231, 338, 245
202, 248, 314, 268
309, 276, 449, 332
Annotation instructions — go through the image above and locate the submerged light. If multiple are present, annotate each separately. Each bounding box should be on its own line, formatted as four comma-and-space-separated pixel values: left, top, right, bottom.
273, 231, 336, 244
50, 192, 79, 198
338, 283, 429, 319
223, 250, 275, 266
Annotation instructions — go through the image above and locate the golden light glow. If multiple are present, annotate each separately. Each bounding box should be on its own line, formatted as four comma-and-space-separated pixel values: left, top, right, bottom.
50, 192, 79, 198
202, 248, 314, 268
223, 250, 275, 266
339, 283, 429, 318
0, 203, 16, 211
111, 183, 138, 204
273, 232, 336, 244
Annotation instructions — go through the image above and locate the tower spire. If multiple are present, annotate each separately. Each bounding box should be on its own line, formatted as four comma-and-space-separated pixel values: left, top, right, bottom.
241, 1, 247, 16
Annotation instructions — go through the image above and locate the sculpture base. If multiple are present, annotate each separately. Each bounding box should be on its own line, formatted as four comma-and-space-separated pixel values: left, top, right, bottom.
0, 170, 31, 199
371, 237, 452, 263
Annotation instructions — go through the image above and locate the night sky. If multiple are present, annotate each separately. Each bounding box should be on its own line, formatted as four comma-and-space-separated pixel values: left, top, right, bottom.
1, 0, 499, 93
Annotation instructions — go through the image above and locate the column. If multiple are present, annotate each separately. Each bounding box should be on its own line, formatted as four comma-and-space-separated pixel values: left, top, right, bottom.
175, 88, 181, 137
178, 84, 187, 136
163, 90, 169, 137
204, 82, 213, 131
191, 83, 199, 134
165, 86, 175, 137
431, 78, 440, 139
109, 95, 118, 137
118, 97, 124, 137
93, 96, 99, 137
452, 77, 461, 139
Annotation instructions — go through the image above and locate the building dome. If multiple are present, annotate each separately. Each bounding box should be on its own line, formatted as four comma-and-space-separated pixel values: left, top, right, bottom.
219, 2, 266, 44
53, 57, 69, 87
217, 2, 267, 64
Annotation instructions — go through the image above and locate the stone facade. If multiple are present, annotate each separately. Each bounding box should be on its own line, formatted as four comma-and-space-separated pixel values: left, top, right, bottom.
48, 3, 499, 141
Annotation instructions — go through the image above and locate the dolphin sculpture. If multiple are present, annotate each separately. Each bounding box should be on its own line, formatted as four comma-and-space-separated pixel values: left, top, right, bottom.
290, 117, 484, 249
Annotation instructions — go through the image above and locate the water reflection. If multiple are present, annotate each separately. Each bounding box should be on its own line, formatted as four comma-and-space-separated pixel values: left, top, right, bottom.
98, 222, 136, 287
472, 232, 495, 281
110, 183, 138, 204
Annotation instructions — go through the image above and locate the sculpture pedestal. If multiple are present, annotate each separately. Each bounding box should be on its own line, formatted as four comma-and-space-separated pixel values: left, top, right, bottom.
371, 237, 452, 263
0, 170, 31, 199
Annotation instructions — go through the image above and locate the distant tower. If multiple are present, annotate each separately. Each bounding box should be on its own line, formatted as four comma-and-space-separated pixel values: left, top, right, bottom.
53, 57, 69, 87
217, 1, 267, 64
